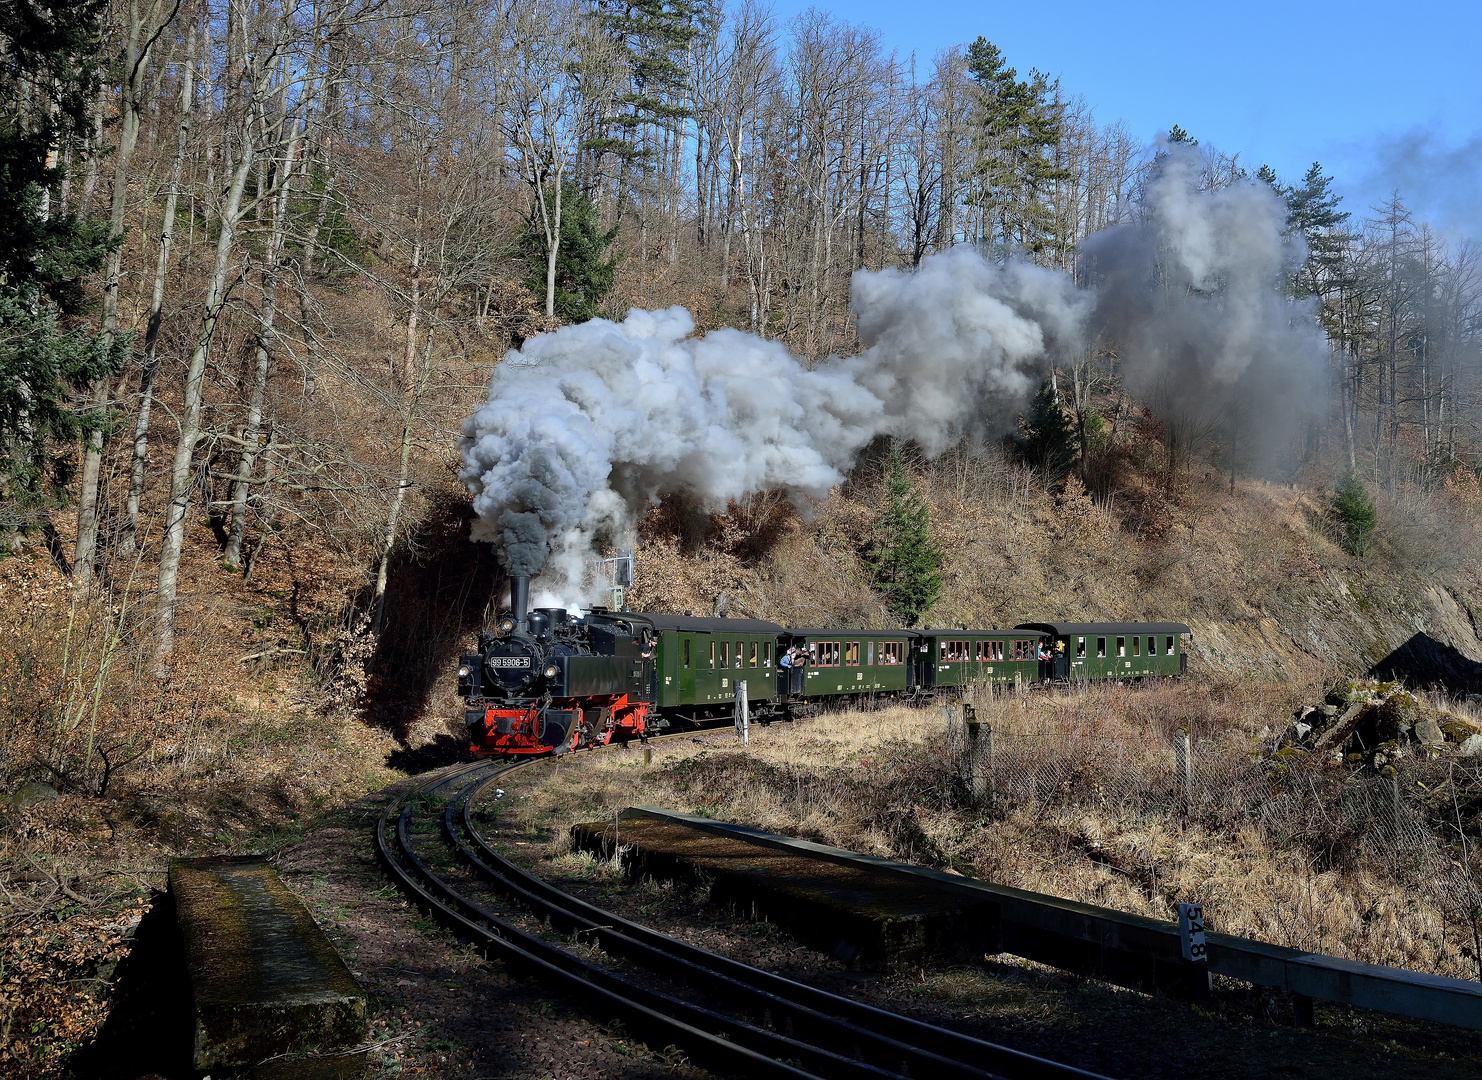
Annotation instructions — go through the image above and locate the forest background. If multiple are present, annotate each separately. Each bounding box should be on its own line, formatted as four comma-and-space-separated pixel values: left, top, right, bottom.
2, 0, 1482, 1069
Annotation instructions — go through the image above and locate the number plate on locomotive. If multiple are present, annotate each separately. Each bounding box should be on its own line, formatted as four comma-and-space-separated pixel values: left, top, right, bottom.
487, 657, 531, 668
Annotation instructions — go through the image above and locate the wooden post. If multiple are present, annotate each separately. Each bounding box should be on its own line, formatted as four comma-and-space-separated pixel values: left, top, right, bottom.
1176, 728, 1194, 815
643, 745, 652, 767
735, 680, 749, 744
967, 720, 991, 804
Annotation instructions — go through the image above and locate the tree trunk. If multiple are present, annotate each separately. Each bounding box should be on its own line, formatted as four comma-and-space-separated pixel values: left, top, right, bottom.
224, 123, 301, 567
74, 0, 157, 587
545, 180, 562, 319
155, 115, 257, 668
372, 331, 434, 636
122, 25, 194, 557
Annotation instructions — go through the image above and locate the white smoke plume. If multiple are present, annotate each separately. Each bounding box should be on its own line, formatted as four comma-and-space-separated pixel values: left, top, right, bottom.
458, 143, 1327, 602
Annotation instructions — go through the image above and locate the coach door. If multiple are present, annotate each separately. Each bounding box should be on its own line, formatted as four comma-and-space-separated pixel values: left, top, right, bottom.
679, 635, 698, 703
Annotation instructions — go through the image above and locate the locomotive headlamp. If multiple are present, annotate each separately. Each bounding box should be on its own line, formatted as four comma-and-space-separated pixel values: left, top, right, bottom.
499, 617, 517, 634
543, 664, 558, 678
458, 665, 470, 677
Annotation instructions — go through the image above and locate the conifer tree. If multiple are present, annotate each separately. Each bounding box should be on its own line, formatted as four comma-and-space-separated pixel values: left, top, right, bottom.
0, 0, 127, 524
523, 181, 619, 322
964, 36, 1067, 256
866, 440, 943, 627
1015, 378, 1077, 481
1331, 469, 1377, 556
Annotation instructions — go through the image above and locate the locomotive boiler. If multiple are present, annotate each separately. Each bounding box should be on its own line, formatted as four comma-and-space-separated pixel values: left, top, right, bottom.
458, 576, 654, 754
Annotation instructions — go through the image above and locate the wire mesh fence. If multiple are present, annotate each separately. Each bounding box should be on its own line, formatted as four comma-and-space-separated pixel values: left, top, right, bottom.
941, 685, 1482, 975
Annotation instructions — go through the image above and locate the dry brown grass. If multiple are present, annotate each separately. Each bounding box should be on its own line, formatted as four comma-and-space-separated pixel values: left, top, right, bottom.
509, 679, 1481, 985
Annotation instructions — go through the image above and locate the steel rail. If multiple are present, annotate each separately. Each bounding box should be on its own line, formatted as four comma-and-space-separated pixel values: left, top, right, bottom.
377, 762, 840, 1078
451, 771, 1109, 1080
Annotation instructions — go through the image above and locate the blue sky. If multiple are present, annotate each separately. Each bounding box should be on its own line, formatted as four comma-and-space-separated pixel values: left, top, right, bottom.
766, 0, 1480, 235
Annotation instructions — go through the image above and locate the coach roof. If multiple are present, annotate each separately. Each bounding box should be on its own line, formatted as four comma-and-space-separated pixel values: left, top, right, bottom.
1015, 621, 1192, 637
614, 612, 786, 634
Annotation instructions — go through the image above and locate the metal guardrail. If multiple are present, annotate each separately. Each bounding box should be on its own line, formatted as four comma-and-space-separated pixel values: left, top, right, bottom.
624, 805, 1482, 1031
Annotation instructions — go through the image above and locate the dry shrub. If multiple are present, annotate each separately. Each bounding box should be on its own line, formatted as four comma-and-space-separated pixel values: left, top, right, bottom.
0, 902, 148, 1076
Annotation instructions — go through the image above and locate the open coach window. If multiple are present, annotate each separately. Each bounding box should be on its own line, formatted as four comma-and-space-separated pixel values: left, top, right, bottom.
1166, 636, 1175, 655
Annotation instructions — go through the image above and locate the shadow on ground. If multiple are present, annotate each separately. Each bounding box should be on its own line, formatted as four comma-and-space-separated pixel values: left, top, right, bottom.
69, 892, 194, 1080
358, 490, 503, 746
385, 733, 471, 774
1370, 631, 1482, 695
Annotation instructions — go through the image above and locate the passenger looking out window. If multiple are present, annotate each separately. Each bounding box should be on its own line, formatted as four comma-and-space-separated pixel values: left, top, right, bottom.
1165, 636, 1175, 656
1117, 637, 1126, 657
1097, 637, 1106, 658
1076, 637, 1086, 658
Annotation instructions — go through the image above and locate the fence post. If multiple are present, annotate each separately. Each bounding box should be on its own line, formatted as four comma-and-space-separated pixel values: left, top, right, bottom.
735, 680, 749, 745
967, 720, 991, 805
1175, 728, 1193, 815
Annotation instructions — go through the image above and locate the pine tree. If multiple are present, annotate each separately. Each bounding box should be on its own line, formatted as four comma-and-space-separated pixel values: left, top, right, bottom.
1015, 378, 1076, 481
964, 37, 1067, 257
0, 0, 127, 523
865, 441, 943, 627
1283, 162, 1352, 303
523, 181, 619, 322
1331, 470, 1377, 556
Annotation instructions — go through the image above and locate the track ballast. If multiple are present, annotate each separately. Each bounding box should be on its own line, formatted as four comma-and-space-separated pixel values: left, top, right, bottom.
375, 749, 1112, 1080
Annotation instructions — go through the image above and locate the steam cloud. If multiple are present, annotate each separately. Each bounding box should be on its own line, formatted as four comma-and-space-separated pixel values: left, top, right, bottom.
458, 144, 1327, 602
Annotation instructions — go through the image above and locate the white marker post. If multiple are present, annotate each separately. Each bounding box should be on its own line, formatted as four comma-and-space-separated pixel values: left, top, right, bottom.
735, 680, 749, 745
1177, 901, 1212, 1003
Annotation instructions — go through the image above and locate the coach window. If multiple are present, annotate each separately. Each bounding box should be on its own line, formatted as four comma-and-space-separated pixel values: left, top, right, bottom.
735, 641, 744, 668
719, 641, 729, 668
807, 642, 818, 665
1116, 636, 1126, 657
1132, 636, 1140, 656
1076, 637, 1086, 658
1148, 636, 1157, 657
867, 641, 874, 665
683, 639, 691, 669
1097, 637, 1106, 657
764, 643, 773, 667
845, 642, 859, 665
709, 641, 716, 668
746, 641, 755, 667
1166, 635, 1175, 656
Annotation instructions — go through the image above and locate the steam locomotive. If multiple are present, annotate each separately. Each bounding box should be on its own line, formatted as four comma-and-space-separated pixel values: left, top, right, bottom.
458, 575, 1190, 756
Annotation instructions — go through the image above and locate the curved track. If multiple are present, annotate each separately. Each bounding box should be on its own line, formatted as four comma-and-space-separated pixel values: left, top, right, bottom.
375, 749, 1112, 1080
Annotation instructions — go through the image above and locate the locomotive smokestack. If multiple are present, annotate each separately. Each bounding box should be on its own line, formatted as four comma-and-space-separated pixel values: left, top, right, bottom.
510, 575, 530, 626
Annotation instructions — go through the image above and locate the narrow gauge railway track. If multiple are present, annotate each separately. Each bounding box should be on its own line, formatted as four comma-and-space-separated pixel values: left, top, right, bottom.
375, 749, 1112, 1080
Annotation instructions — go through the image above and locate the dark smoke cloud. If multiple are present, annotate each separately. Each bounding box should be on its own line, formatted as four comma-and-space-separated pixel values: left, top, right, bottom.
1082, 144, 1329, 467
1352, 126, 1482, 240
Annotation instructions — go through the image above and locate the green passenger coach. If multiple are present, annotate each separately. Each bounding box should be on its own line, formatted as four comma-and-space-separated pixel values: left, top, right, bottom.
1014, 622, 1191, 680
784, 629, 917, 700
914, 630, 1047, 688
645, 615, 786, 718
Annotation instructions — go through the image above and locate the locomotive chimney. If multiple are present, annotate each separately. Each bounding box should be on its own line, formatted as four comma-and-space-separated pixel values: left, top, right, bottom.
509, 575, 530, 627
